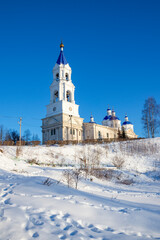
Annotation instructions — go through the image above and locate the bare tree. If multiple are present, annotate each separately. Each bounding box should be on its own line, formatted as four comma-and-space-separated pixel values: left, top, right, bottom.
142, 97, 160, 138
5, 130, 12, 141
10, 130, 19, 144
72, 169, 82, 189
0, 125, 4, 142
23, 129, 31, 142
32, 134, 40, 141
63, 170, 74, 188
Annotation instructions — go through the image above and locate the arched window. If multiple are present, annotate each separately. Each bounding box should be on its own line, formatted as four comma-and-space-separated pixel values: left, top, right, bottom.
98, 131, 101, 139
65, 73, 69, 81
66, 90, 71, 102
56, 73, 59, 81
54, 91, 59, 102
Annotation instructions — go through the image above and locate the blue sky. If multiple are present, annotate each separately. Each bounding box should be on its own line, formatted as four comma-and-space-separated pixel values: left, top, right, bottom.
0, 0, 160, 140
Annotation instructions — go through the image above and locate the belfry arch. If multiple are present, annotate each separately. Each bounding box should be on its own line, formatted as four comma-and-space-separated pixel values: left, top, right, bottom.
54, 90, 59, 102
66, 90, 71, 102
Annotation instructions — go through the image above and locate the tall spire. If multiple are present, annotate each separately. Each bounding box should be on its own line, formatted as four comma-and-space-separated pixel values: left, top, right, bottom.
56, 41, 68, 65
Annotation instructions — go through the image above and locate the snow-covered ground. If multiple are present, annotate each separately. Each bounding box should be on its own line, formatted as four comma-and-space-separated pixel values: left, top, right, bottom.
0, 138, 160, 240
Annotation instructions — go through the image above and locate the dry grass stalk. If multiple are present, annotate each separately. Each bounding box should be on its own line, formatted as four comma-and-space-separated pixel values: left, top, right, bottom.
0, 148, 3, 153
16, 146, 22, 158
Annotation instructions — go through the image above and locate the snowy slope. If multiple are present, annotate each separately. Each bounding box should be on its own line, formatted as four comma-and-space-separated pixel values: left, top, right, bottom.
0, 138, 160, 240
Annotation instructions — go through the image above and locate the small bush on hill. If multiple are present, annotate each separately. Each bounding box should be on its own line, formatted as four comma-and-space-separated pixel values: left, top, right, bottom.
112, 155, 125, 169
27, 159, 40, 165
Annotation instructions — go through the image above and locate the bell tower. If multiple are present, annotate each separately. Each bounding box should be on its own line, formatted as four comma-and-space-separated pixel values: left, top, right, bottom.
46, 42, 79, 118
42, 42, 83, 143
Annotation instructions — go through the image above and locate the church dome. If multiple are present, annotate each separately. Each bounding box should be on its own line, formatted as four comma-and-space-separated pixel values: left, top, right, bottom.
56, 42, 68, 65
110, 116, 120, 120
103, 109, 120, 121
122, 115, 132, 125
103, 115, 109, 120
89, 114, 96, 123
122, 121, 132, 125
103, 115, 120, 120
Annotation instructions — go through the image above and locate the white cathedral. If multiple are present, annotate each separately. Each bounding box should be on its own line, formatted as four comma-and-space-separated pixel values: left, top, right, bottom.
41, 42, 137, 143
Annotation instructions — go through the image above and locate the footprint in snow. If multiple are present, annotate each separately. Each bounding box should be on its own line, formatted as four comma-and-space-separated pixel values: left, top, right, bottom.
0, 209, 7, 221
4, 198, 12, 205
50, 214, 57, 221
62, 213, 70, 219
32, 232, 39, 238
70, 230, 78, 236
105, 227, 114, 232
63, 224, 72, 231
1, 192, 8, 198
88, 224, 94, 228
71, 220, 84, 229
58, 234, 67, 239
30, 216, 44, 226
118, 208, 129, 214
90, 226, 101, 233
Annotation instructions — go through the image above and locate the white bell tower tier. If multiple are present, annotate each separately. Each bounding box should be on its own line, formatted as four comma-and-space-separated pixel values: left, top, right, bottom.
46, 44, 80, 117
42, 42, 83, 143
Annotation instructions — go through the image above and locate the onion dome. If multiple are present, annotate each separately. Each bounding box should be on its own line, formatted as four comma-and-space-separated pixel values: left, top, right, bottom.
103, 106, 112, 120
89, 114, 96, 123
60, 41, 64, 48
110, 116, 120, 120
103, 115, 109, 120
122, 115, 132, 125
103, 108, 120, 121
56, 41, 68, 65
110, 110, 119, 120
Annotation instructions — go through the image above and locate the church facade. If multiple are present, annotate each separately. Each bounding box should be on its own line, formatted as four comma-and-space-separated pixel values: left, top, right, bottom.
41, 43, 137, 144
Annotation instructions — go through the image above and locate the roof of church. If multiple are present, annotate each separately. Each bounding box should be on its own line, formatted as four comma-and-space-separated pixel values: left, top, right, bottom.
56, 50, 68, 65
122, 121, 132, 125
103, 115, 120, 121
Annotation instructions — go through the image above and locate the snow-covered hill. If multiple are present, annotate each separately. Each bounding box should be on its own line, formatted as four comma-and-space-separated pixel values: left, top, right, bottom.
0, 138, 160, 239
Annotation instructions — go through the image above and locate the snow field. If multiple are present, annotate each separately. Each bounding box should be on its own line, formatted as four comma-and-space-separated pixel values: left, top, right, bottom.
0, 138, 160, 239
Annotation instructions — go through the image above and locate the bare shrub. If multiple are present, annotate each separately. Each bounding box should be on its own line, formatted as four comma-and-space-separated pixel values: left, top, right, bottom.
31, 141, 41, 146
92, 169, 115, 180
12, 169, 28, 174
3, 140, 14, 146
112, 155, 125, 169
27, 159, 39, 165
45, 161, 56, 167
16, 146, 22, 158
63, 170, 74, 188
43, 178, 53, 186
104, 145, 109, 158
72, 169, 82, 189
118, 179, 134, 185
104, 169, 115, 180
59, 158, 65, 167
120, 140, 159, 156
77, 146, 102, 178
62, 169, 82, 189
91, 146, 101, 172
